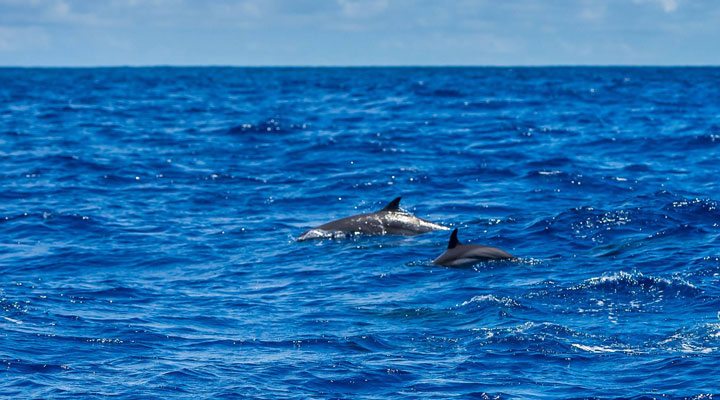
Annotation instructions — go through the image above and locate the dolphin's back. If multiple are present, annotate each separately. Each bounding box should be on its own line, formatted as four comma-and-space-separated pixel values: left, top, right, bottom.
433, 244, 513, 266
380, 211, 448, 235
298, 211, 447, 241
316, 213, 385, 234
297, 213, 382, 240
296, 197, 448, 241
460, 245, 513, 260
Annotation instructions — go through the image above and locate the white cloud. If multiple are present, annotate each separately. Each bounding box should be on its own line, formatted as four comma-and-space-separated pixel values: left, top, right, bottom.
0, 26, 49, 51
634, 0, 679, 13
337, 0, 388, 18
579, 0, 607, 21
0, 0, 107, 26
659, 0, 678, 12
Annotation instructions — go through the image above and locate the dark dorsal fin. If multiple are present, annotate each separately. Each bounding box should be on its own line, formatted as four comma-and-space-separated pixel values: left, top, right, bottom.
448, 228, 460, 249
380, 197, 402, 212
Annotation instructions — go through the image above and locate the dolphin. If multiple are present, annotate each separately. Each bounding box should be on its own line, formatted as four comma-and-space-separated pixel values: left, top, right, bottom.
297, 197, 448, 241
433, 228, 513, 266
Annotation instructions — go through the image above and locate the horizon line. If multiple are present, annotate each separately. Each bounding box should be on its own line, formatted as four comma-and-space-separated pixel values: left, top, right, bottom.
1, 64, 719, 69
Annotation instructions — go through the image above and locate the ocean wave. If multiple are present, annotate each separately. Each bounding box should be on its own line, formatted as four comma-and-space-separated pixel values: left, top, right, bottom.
526, 205, 645, 245
225, 117, 308, 135
565, 271, 700, 297
663, 197, 720, 222
656, 323, 720, 354
1, 359, 70, 374
468, 322, 594, 355
570, 343, 636, 354
458, 294, 522, 308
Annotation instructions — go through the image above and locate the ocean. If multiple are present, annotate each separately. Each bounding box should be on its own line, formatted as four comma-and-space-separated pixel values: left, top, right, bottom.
1, 67, 719, 398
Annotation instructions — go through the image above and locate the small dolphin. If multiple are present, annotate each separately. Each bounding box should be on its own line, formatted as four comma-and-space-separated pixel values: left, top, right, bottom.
297, 197, 448, 241
433, 228, 513, 266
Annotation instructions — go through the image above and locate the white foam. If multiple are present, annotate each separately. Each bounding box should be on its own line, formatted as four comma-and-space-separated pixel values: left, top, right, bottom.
461, 294, 520, 308
571, 343, 633, 354
538, 170, 562, 175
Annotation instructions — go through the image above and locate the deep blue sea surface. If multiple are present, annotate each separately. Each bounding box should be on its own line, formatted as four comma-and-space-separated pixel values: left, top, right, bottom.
2, 67, 720, 399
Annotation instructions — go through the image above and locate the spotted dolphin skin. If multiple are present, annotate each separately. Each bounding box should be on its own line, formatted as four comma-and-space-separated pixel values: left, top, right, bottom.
297, 197, 448, 241
433, 228, 513, 266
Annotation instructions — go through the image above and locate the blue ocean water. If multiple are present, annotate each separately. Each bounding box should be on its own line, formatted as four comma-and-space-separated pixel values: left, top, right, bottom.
1, 67, 720, 399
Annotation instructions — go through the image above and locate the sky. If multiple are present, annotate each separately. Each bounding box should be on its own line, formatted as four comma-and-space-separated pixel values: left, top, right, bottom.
0, 0, 719, 66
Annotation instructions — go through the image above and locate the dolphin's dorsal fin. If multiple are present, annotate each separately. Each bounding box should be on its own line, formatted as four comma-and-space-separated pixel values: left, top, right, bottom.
380, 197, 402, 212
448, 228, 460, 249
